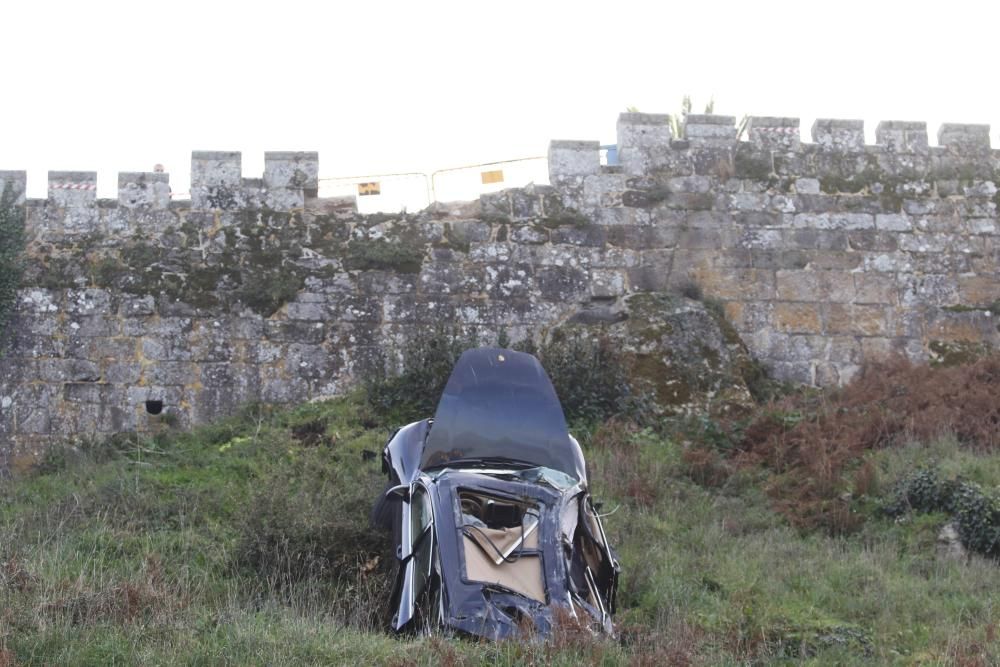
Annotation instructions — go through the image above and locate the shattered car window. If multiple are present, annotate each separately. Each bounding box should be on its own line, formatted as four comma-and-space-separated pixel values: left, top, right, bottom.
458, 490, 545, 603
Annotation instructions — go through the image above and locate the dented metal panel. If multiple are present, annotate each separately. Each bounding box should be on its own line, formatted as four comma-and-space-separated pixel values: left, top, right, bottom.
421, 348, 586, 482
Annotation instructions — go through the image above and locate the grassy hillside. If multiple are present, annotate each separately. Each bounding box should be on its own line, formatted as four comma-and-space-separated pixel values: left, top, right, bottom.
2, 363, 999, 665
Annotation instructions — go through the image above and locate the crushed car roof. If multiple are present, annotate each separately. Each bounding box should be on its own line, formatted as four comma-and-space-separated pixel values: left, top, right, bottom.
420, 348, 586, 481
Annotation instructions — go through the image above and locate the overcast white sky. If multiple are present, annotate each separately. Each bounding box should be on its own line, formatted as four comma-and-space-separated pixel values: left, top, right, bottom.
2, 0, 998, 201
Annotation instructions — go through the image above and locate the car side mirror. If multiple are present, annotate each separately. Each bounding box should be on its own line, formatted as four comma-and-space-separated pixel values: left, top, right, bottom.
386, 483, 411, 502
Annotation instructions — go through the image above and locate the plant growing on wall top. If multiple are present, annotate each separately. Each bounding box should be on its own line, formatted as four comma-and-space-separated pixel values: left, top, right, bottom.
626, 96, 720, 139
0, 184, 25, 352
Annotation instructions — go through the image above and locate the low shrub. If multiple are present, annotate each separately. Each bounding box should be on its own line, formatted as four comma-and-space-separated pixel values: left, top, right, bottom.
363, 326, 478, 425
525, 329, 643, 426
884, 467, 1000, 560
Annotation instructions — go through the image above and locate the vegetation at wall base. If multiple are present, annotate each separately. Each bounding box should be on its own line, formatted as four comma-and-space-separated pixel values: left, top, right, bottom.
362, 326, 645, 428
730, 354, 1000, 535
2, 353, 999, 664
0, 184, 26, 350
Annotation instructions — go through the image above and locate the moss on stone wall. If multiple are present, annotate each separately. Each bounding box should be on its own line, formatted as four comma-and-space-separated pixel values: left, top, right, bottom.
928, 340, 994, 367
0, 185, 25, 348
343, 238, 424, 273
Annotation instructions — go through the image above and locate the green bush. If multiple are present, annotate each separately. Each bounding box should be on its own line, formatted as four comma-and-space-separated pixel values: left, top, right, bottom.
884, 467, 1000, 560
364, 327, 643, 427
524, 329, 645, 426
363, 326, 479, 425
0, 183, 25, 348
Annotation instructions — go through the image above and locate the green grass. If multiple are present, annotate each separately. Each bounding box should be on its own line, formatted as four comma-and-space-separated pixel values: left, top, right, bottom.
2, 395, 999, 665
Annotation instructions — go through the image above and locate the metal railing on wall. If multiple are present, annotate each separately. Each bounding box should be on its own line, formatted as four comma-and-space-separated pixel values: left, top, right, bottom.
166, 147, 619, 210
317, 155, 549, 213
318, 172, 433, 213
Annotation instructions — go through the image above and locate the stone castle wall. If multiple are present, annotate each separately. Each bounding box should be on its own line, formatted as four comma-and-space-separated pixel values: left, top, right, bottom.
1, 114, 998, 469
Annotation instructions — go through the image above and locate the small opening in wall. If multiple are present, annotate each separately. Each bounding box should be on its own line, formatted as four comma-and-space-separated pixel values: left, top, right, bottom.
145, 400, 164, 416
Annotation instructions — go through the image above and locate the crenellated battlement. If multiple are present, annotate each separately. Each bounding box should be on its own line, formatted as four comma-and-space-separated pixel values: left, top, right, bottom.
4, 151, 320, 220
550, 114, 998, 183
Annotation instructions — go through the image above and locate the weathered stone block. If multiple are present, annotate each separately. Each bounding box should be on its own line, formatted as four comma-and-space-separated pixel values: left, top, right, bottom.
263, 151, 319, 190
668, 175, 712, 193
967, 218, 997, 235
191, 151, 243, 210
956, 275, 1000, 304
118, 172, 171, 210
103, 362, 142, 384
800, 250, 861, 271
875, 213, 912, 232
810, 119, 865, 151
795, 178, 820, 194
740, 229, 785, 250
876, 121, 929, 152
0, 171, 27, 205
264, 319, 326, 343
790, 213, 874, 231
285, 302, 329, 321
616, 113, 672, 175
776, 269, 855, 302
535, 265, 588, 302
588, 247, 639, 269
38, 359, 101, 383
897, 232, 955, 254
773, 302, 822, 334
692, 267, 776, 300
684, 115, 736, 147
824, 304, 889, 336
48, 171, 97, 208
847, 230, 899, 252
937, 123, 990, 151
548, 140, 600, 188
589, 269, 627, 299
484, 263, 535, 299
900, 273, 961, 307
853, 274, 898, 305
747, 117, 801, 151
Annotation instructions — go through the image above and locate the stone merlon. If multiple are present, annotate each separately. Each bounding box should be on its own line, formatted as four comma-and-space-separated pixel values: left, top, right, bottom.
811, 119, 865, 151
684, 115, 736, 146
747, 117, 801, 151
875, 121, 929, 152
48, 171, 97, 207
937, 123, 991, 151
118, 172, 171, 210
547, 140, 600, 186
0, 171, 27, 205
617, 113, 673, 175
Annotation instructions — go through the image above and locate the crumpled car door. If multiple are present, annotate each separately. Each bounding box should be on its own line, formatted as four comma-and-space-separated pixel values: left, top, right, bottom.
568, 493, 620, 630
391, 483, 435, 631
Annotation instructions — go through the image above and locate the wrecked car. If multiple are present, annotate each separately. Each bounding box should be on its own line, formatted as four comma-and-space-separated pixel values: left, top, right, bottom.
372, 347, 620, 639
